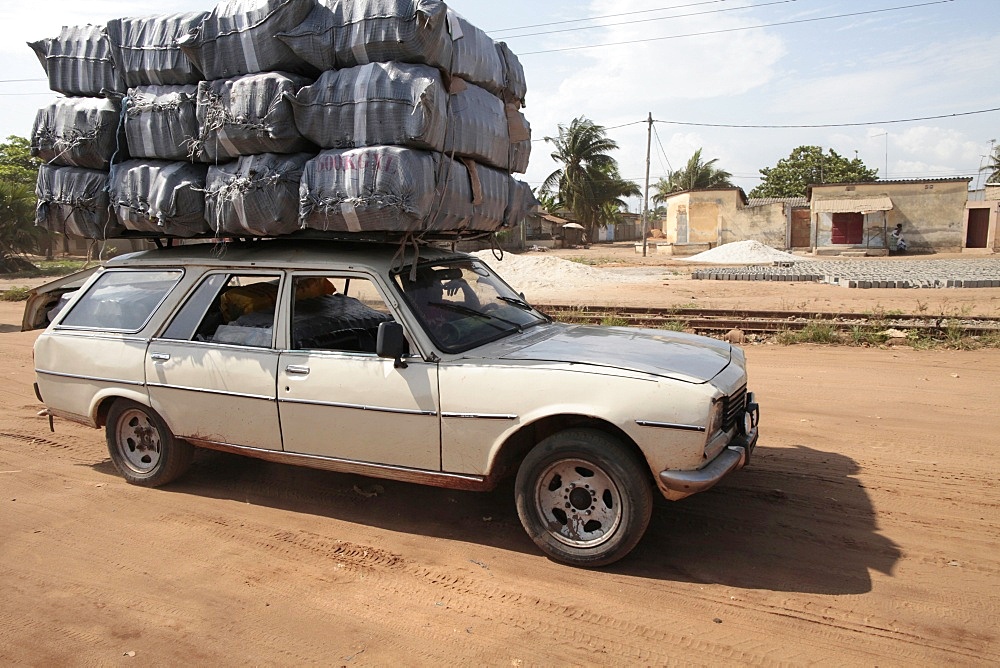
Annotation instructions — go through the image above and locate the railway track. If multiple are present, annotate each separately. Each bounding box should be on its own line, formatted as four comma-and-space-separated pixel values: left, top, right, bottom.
532, 304, 1000, 337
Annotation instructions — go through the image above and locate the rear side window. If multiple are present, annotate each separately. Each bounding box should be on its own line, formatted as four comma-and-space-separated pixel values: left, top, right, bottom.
59, 270, 182, 332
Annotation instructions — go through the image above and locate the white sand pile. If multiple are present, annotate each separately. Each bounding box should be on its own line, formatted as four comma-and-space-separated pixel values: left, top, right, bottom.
679, 240, 810, 264
471, 251, 662, 291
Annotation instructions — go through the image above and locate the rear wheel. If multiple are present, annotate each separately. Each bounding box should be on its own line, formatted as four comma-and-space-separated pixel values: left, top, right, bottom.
106, 400, 192, 487
515, 429, 653, 567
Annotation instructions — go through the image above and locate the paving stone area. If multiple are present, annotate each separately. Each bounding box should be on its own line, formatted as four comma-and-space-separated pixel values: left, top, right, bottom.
691, 258, 1000, 289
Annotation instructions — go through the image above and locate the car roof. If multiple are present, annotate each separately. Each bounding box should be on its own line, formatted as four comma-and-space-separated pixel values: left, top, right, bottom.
105, 239, 470, 273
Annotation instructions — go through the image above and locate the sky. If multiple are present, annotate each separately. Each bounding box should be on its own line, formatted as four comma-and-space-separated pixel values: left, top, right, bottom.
4, 0, 999, 209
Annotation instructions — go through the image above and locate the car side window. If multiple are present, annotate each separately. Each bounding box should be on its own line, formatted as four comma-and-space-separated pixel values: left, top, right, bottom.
289, 274, 396, 353
161, 273, 282, 348
59, 269, 182, 332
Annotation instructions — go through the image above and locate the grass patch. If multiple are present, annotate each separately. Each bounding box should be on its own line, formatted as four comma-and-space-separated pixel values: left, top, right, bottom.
600, 315, 630, 327
7, 259, 90, 279
566, 256, 619, 267
777, 321, 841, 345
1, 286, 31, 302
659, 320, 689, 332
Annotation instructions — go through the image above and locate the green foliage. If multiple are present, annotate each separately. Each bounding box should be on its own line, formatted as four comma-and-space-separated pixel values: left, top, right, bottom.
0, 136, 42, 187
534, 189, 560, 213
0, 179, 41, 260
749, 145, 879, 199
542, 117, 640, 240
652, 149, 733, 201
0, 286, 31, 301
600, 315, 630, 327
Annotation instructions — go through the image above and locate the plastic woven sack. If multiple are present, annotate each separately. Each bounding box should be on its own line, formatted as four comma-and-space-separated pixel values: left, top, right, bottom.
107, 12, 208, 87
447, 12, 504, 100
299, 146, 525, 235
109, 159, 210, 237
289, 63, 447, 152
495, 41, 527, 106
178, 0, 318, 80
124, 85, 201, 162
28, 25, 124, 97
277, 0, 452, 74
35, 164, 124, 239
204, 153, 313, 236
31, 97, 126, 170
195, 71, 314, 162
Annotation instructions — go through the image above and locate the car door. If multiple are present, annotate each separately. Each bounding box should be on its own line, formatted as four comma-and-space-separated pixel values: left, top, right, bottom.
277, 272, 440, 470
146, 271, 283, 450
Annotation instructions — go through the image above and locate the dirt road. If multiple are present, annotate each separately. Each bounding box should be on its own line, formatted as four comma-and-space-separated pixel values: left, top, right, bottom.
1, 291, 998, 664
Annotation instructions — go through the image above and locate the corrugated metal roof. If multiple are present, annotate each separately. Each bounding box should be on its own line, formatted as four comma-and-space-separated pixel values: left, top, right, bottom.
812, 196, 893, 213
746, 197, 808, 208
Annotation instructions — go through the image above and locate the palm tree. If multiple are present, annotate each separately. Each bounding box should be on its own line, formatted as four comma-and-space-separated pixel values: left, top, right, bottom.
542, 117, 638, 239
982, 145, 1000, 185
661, 148, 733, 193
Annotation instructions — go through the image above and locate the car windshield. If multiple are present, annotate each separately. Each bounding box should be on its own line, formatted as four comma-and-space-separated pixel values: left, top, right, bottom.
393, 258, 548, 353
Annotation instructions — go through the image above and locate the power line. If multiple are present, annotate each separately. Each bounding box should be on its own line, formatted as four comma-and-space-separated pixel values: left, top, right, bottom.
489, 0, 731, 34
654, 106, 1000, 128
0, 78, 47, 84
520, 0, 954, 56
495, 0, 797, 40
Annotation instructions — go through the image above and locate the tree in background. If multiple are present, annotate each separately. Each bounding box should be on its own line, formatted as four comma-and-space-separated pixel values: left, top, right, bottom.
658, 148, 733, 194
0, 136, 43, 270
750, 145, 878, 199
542, 117, 640, 240
981, 144, 1000, 185
534, 189, 560, 214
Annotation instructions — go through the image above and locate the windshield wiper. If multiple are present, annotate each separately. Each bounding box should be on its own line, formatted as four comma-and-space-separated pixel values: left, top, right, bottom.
496, 295, 532, 310
428, 301, 523, 333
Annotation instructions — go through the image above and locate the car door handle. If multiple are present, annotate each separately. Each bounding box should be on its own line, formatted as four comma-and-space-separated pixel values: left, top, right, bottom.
150, 353, 171, 362
285, 365, 311, 376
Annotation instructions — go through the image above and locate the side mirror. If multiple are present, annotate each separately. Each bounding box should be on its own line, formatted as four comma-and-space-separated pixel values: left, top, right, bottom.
376, 321, 409, 368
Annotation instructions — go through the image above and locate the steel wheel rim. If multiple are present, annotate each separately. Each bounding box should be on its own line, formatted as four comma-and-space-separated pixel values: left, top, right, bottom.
115, 408, 162, 474
533, 457, 624, 548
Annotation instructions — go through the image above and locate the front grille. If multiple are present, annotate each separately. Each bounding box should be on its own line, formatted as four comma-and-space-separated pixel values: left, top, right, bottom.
722, 385, 747, 432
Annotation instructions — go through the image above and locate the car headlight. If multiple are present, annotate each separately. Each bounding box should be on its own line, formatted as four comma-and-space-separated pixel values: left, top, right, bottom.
706, 399, 724, 438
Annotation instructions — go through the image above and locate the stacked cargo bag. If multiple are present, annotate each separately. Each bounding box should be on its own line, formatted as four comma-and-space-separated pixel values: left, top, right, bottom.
31, 97, 126, 170
291, 63, 519, 171
110, 160, 210, 237
300, 146, 437, 233
178, 0, 319, 79
420, 157, 510, 233
106, 12, 209, 87
28, 25, 125, 98
124, 86, 202, 161
204, 152, 312, 236
276, 0, 453, 74
494, 41, 527, 106
289, 63, 448, 151
35, 164, 124, 239
299, 146, 514, 234
194, 71, 314, 162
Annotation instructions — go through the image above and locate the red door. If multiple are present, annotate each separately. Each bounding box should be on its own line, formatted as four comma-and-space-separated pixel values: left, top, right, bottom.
831, 213, 864, 244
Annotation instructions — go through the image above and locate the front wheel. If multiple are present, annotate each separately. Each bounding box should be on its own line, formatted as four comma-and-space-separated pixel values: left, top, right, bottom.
106, 400, 193, 487
515, 429, 653, 567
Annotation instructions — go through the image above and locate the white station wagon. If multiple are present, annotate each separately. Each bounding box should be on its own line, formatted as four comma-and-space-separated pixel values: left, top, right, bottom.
27, 240, 759, 566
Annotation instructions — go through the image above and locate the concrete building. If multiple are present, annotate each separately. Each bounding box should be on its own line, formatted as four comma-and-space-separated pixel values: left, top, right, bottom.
656, 188, 807, 254
964, 184, 1000, 253
807, 178, 972, 254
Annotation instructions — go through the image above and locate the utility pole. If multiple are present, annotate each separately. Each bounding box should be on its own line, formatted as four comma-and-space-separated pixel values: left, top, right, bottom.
641, 112, 652, 257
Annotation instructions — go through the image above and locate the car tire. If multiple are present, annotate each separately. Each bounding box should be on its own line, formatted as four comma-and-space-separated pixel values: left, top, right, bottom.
515, 428, 653, 567
106, 399, 193, 487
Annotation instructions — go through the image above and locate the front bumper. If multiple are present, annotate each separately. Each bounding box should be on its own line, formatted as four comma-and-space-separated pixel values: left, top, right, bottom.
658, 394, 759, 497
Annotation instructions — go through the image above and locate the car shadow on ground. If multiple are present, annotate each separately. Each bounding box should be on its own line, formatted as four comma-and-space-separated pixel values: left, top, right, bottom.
97, 442, 897, 595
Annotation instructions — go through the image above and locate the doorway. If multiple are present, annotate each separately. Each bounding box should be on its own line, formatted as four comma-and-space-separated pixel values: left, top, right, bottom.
966, 208, 990, 248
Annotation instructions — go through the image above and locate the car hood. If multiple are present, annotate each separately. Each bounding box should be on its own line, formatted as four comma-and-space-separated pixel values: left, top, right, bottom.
498, 324, 732, 384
